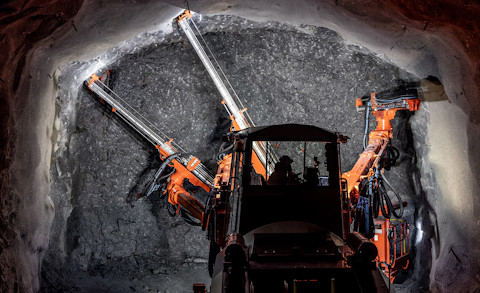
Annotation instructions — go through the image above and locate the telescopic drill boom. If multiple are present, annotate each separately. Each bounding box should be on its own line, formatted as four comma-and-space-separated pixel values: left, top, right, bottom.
85, 72, 214, 225
177, 10, 275, 176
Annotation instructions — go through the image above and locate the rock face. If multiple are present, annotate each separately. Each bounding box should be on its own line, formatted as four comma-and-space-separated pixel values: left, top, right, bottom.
43, 15, 418, 292
2, 1, 479, 293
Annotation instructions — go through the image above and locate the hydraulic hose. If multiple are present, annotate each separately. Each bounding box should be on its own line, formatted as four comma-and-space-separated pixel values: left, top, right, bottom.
378, 185, 391, 219
380, 172, 404, 218
157, 168, 175, 200
144, 154, 180, 197
372, 185, 380, 218
370, 165, 404, 219
363, 102, 371, 150
166, 196, 178, 217
202, 192, 215, 230
216, 141, 234, 161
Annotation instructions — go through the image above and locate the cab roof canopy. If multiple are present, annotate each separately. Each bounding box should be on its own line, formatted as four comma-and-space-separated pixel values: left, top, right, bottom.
237, 124, 339, 142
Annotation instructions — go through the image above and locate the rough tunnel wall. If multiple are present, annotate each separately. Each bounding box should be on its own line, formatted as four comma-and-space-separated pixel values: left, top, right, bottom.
0, 1, 84, 292
43, 15, 418, 292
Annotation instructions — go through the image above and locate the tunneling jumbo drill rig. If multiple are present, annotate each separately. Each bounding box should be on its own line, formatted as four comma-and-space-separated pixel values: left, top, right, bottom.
85, 10, 420, 293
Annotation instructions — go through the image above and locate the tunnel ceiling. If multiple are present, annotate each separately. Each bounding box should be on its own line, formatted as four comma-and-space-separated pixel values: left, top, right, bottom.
0, 1, 479, 293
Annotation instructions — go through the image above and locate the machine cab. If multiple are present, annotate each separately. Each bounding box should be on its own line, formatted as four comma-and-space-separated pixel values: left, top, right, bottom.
238, 124, 345, 239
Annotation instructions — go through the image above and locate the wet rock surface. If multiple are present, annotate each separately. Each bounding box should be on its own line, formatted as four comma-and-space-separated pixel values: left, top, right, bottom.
43, 15, 418, 291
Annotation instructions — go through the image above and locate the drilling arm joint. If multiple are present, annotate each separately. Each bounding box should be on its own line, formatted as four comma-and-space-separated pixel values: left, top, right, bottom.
177, 10, 193, 22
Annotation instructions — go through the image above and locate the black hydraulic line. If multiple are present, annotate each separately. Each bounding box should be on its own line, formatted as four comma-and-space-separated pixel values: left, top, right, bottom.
378, 185, 391, 219
386, 145, 400, 169
363, 102, 370, 150
143, 154, 180, 197
376, 85, 418, 101
166, 197, 177, 217
380, 172, 404, 218
372, 187, 380, 218
160, 168, 176, 181
381, 184, 394, 219
216, 142, 234, 161
391, 146, 400, 162
202, 192, 215, 231
156, 170, 175, 200
370, 174, 405, 219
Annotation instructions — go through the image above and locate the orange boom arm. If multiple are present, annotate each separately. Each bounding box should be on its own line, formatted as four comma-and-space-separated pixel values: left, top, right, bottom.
343, 90, 420, 281
85, 72, 214, 226
343, 92, 420, 197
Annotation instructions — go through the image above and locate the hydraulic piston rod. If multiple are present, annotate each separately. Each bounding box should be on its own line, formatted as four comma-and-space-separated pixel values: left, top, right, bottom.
178, 11, 273, 175
86, 73, 214, 187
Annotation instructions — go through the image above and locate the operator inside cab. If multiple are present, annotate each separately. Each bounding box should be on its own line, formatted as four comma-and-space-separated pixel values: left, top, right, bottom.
267, 155, 299, 185
249, 140, 330, 187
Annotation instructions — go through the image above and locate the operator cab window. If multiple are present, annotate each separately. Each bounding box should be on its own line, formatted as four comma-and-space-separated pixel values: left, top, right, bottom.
249, 140, 330, 187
